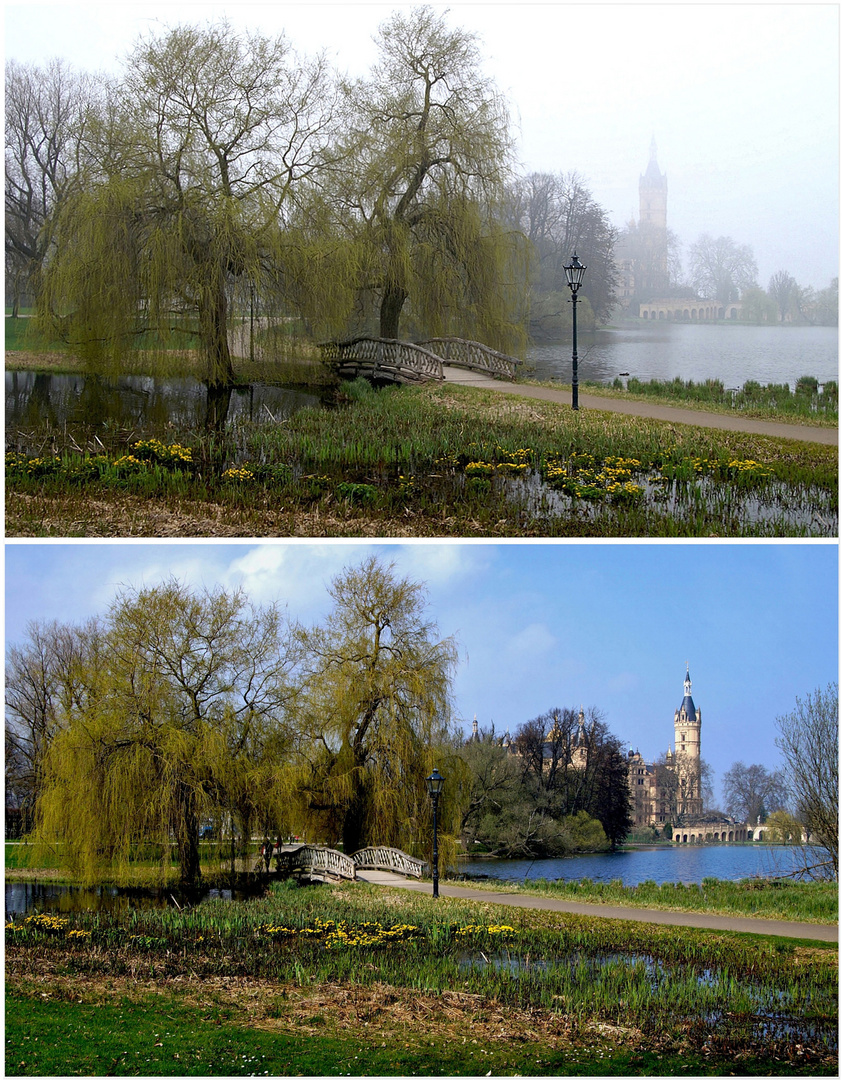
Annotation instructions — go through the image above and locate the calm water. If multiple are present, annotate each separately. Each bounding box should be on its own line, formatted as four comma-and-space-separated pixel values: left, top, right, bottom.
460, 844, 819, 886
528, 323, 838, 386
5, 371, 321, 436
4, 846, 821, 916
5, 880, 263, 917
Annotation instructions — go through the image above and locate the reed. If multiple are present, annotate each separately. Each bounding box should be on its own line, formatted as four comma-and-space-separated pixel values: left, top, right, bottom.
6, 382, 837, 537
6, 879, 837, 1067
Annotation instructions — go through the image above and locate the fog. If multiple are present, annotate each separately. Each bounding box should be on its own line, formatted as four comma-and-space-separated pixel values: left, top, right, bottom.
6, 2, 839, 289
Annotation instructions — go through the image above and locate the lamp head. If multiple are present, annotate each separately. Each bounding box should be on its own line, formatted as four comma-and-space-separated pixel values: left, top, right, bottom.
426, 768, 445, 797
564, 252, 587, 293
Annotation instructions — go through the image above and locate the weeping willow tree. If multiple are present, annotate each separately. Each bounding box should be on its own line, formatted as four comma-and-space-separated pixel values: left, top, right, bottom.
32, 581, 301, 892
35, 20, 340, 385
334, 5, 527, 350
294, 556, 462, 863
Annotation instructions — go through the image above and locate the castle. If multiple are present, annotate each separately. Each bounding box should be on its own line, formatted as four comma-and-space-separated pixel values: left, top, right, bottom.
615, 137, 670, 306
476, 667, 752, 843
615, 141, 742, 321
627, 667, 703, 828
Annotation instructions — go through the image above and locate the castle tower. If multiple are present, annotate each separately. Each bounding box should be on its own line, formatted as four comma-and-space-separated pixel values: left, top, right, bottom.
639, 136, 668, 229
673, 666, 703, 815
571, 707, 588, 769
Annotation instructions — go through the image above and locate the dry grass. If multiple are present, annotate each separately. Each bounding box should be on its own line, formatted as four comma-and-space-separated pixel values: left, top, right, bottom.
6, 962, 636, 1053
5, 490, 517, 538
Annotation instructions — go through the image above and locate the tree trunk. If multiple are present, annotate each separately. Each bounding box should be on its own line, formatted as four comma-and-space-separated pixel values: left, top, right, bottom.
341, 764, 369, 856
379, 282, 408, 340
200, 267, 235, 387
175, 778, 202, 893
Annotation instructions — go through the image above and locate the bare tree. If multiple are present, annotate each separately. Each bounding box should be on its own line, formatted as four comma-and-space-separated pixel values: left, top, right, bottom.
5, 59, 100, 314
721, 761, 789, 825
768, 271, 796, 323
775, 683, 838, 880
689, 233, 758, 304
504, 171, 619, 331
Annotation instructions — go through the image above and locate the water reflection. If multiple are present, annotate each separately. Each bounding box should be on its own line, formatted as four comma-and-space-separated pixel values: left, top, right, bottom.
5, 879, 265, 917
5, 371, 322, 440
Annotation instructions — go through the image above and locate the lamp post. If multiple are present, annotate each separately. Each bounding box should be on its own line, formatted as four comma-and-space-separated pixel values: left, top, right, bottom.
426, 768, 444, 898
564, 252, 587, 410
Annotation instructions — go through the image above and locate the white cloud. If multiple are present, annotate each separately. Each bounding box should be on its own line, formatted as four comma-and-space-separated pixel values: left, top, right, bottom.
399, 542, 491, 587
223, 542, 375, 614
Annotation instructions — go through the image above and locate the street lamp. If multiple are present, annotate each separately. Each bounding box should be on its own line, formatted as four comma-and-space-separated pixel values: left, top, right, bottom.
564, 252, 587, 411
426, 768, 444, 898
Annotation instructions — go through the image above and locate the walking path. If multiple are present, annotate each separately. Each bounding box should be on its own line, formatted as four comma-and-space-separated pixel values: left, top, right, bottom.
443, 368, 838, 446
356, 870, 838, 942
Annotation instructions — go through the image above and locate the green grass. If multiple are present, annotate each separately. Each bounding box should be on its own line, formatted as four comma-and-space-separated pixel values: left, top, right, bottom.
6, 987, 825, 1077
5, 879, 837, 1076
6, 381, 838, 537
504, 875, 838, 923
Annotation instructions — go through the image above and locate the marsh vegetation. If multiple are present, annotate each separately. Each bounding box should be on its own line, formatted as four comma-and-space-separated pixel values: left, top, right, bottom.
6, 372, 837, 538
5, 879, 837, 1076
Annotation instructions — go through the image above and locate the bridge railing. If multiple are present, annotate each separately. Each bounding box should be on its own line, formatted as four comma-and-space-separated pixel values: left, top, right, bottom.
319, 338, 444, 383
275, 845, 357, 881
416, 337, 522, 381
352, 846, 428, 878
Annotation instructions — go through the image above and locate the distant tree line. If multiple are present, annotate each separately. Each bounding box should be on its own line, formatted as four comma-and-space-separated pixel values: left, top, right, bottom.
460, 708, 632, 857
616, 225, 836, 326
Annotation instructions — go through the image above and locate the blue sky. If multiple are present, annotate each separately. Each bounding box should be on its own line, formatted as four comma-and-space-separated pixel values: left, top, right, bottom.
5, 541, 837, 804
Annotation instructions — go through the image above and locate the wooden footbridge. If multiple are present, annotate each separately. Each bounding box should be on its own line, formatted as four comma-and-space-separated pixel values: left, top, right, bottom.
319, 336, 522, 385
269, 844, 428, 884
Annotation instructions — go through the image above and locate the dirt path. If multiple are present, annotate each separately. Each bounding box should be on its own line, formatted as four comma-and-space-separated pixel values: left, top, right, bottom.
356, 871, 838, 941
443, 368, 838, 445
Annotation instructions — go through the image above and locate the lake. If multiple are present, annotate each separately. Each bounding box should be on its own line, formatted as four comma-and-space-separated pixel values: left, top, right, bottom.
7, 846, 817, 916
459, 844, 819, 886
528, 323, 838, 386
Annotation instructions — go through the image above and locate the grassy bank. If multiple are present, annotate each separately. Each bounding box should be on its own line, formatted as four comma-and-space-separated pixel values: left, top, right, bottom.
6, 880, 837, 1076
6, 378, 837, 538
466, 875, 838, 924
575, 375, 838, 426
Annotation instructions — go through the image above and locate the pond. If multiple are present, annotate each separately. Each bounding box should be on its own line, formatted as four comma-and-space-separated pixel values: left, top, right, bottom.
459, 844, 822, 886
528, 322, 838, 386
5, 879, 266, 918
5, 371, 323, 443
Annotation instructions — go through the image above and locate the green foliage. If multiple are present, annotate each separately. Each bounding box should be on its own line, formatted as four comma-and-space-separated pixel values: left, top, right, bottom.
31, 581, 301, 890
334, 6, 526, 350
459, 711, 630, 857
293, 557, 462, 860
